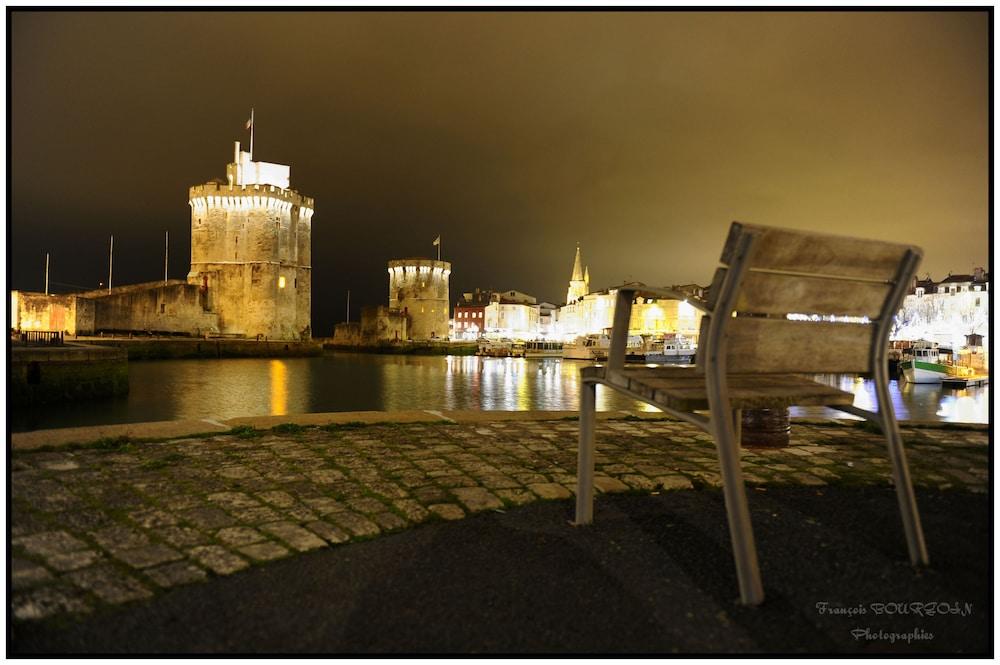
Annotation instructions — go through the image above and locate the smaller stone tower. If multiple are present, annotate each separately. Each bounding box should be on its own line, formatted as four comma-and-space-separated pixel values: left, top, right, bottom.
566, 245, 589, 304
388, 258, 451, 340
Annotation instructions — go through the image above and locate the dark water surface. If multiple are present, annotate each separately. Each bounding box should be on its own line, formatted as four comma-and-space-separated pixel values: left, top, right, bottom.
12, 351, 989, 432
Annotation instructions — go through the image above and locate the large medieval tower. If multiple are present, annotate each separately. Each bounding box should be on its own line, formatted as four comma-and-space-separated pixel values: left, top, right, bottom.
187, 142, 314, 340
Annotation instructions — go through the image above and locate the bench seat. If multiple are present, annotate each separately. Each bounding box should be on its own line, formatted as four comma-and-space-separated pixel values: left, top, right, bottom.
584, 366, 855, 412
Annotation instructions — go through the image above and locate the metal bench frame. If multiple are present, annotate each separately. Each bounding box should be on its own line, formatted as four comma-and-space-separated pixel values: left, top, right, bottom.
574, 222, 929, 606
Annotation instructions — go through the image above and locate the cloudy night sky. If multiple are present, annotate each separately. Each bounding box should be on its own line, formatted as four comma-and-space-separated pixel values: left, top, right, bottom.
10, 10, 989, 335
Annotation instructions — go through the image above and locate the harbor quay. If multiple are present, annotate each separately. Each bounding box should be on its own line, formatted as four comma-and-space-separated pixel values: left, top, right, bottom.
10, 411, 988, 640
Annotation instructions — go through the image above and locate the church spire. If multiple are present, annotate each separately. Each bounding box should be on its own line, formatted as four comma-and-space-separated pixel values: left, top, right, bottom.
571, 244, 584, 281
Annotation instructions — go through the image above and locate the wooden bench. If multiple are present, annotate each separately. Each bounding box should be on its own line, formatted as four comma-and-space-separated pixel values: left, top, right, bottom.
574, 221, 928, 606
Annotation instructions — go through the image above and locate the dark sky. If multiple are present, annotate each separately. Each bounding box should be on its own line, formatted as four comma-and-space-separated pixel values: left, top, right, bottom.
10, 10, 989, 335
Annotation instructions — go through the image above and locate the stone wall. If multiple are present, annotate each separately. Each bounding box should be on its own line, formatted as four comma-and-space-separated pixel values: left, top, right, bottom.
332, 322, 361, 346
10, 345, 128, 405
387, 259, 451, 340
11, 292, 95, 336
85, 281, 219, 335
360, 305, 408, 344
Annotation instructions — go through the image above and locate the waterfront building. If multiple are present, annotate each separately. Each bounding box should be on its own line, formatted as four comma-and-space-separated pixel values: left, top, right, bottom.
12, 137, 315, 341
484, 292, 540, 340
453, 288, 492, 340
552, 245, 705, 340
893, 268, 990, 349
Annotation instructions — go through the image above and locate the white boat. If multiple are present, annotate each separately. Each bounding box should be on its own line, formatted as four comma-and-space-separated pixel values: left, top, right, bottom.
524, 340, 563, 358
477, 338, 524, 358
642, 334, 696, 364
899, 341, 975, 384
562, 334, 610, 360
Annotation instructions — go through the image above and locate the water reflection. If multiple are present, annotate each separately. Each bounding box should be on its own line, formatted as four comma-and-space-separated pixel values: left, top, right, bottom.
10, 352, 988, 432
269, 359, 288, 416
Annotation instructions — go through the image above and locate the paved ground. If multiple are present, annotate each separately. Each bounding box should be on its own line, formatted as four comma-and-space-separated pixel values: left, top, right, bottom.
9, 415, 990, 653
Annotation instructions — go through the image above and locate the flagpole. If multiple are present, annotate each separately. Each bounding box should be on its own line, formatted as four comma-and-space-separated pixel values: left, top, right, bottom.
108, 235, 114, 294
45, 253, 50, 295
164, 231, 169, 284
249, 107, 254, 161
346, 290, 351, 324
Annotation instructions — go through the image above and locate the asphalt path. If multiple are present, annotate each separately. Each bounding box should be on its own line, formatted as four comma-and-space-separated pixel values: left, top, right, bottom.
10, 487, 991, 655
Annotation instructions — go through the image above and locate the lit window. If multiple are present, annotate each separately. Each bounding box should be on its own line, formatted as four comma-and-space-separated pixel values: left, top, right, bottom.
278, 276, 286, 289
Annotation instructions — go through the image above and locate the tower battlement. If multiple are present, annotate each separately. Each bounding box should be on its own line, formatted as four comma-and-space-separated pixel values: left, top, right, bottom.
188, 182, 314, 213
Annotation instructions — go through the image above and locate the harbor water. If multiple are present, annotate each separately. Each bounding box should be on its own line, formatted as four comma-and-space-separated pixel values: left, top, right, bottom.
11, 351, 989, 432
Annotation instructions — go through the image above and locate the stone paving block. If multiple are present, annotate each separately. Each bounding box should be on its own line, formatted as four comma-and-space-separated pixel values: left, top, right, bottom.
160, 494, 204, 511
527, 483, 572, 500
128, 508, 179, 528
227, 506, 283, 524
215, 526, 266, 547
12, 585, 91, 620
261, 521, 327, 551
808, 467, 841, 480
328, 511, 381, 538
688, 472, 723, 488
180, 506, 237, 530
478, 474, 523, 490
494, 488, 536, 506
412, 486, 450, 503
791, 473, 827, 486
450, 487, 503, 512
218, 465, 260, 480
434, 475, 479, 489
114, 544, 184, 569
187, 545, 250, 576
428, 503, 466, 521
47, 549, 104, 572
256, 490, 297, 507
620, 474, 660, 491
300, 496, 347, 515
283, 505, 319, 522
592, 476, 630, 493
12, 558, 53, 589
345, 497, 388, 515
239, 541, 291, 562
68, 564, 153, 604
208, 491, 261, 508
159, 526, 212, 548
144, 561, 208, 588
654, 475, 695, 491
305, 520, 351, 544
372, 511, 408, 531
14, 531, 89, 557
391, 499, 431, 523
306, 468, 347, 484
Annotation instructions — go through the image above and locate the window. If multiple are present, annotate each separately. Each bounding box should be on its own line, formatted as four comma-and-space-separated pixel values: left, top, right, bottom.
160, 304, 165, 314
278, 276, 286, 289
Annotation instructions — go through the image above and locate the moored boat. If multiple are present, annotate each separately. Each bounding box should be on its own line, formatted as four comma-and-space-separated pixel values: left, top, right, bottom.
524, 340, 563, 358
899, 341, 976, 384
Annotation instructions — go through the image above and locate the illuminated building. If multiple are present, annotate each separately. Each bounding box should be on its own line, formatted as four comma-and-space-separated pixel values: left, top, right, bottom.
387, 258, 452, 340
893, 268, 990, 349
554, 246, 704, 340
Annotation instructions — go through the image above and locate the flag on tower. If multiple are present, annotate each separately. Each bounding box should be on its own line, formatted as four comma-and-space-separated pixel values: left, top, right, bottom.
245, 113, 253, 130
432, 235, 441, 246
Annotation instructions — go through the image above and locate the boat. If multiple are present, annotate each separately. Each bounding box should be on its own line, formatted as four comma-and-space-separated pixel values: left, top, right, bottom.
524, 340, 563, 358
477, 338, 524, 358
899, 340, 977, 384
641, 334, 696, 364
562, 334, 611, 360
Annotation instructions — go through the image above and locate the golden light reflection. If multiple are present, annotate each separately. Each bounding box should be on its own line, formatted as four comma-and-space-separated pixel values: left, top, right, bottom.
269, 359, 288, 415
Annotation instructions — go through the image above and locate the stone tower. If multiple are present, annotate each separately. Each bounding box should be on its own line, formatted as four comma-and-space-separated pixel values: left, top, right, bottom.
388, 258, 451, 340
187, 141, 314, 340
566, 244, 589, 304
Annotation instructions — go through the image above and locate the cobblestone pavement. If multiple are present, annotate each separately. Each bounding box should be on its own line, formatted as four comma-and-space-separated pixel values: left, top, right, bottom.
11, 417, 988, 623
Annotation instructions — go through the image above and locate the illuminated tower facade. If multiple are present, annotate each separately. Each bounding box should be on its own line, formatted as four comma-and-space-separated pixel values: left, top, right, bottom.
566, 244, 589, 304
388, 258, 451, 340
187, 141, 314, 340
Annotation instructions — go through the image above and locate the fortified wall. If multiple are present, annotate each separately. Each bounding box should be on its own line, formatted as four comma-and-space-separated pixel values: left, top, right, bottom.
387, 259, 451, 340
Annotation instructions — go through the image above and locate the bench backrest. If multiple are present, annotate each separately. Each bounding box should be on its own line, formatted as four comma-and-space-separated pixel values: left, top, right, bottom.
697, 222, 921, 374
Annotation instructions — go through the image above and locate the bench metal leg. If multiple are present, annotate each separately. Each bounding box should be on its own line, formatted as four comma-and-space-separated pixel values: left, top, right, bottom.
714, 417, 765, 605
875, 376, 929, 566
574, 379, 597, 525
